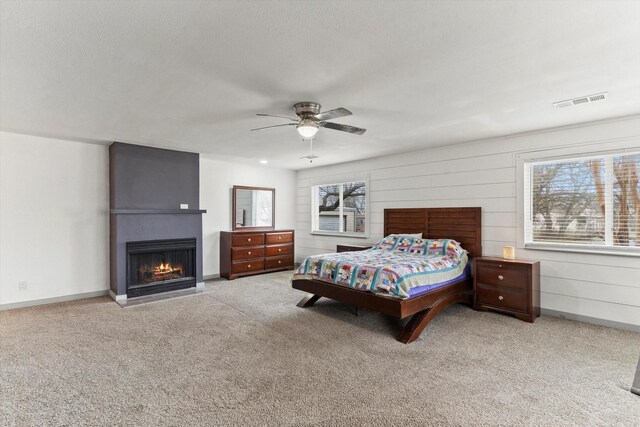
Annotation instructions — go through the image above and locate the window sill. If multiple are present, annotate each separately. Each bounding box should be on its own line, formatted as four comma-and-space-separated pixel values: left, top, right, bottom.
524, 243, 640, 257
310, 231, 370, 239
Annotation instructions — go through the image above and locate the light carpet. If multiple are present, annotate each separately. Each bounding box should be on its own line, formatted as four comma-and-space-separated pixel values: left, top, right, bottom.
1, 271, 638, 426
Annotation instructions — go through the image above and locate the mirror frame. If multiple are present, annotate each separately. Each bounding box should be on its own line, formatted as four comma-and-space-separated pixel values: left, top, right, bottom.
232, 185, 275, 231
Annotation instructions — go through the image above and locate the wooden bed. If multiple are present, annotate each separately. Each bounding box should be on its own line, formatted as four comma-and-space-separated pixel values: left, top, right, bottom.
292, 207, 482, 343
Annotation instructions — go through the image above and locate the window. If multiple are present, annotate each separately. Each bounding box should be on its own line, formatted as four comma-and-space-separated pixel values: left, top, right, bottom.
311, 180, 367, 236
524, 151, 640, 254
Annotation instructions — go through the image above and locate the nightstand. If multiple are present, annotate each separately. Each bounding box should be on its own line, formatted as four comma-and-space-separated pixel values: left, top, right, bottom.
336, 244, 372, 253
473, 257, 540, 323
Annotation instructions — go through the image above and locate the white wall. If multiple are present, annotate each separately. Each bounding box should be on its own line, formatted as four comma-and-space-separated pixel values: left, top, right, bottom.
0, 133, 297, 305
0, 132, 109, 305
295, 116, 640, 328
199, 157, 296, 277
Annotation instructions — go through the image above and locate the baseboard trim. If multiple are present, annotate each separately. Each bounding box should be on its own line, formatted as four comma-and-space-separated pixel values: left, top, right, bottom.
203, 274, 220, 281
108, 290, 127, 302
541, 308, 640, 333
0, 290, 110, 311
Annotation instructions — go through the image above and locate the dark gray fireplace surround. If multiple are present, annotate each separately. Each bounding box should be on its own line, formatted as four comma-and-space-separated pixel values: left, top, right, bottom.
109, 142, 206, 299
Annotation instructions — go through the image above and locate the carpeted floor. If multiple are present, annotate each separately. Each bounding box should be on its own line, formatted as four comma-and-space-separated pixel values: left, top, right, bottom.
1, 271, 638, 426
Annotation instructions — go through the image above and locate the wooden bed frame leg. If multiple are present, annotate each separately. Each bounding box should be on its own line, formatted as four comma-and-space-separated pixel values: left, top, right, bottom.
398, 292, 470, 344
296, 294, 321, 308
399, 308, 432, 344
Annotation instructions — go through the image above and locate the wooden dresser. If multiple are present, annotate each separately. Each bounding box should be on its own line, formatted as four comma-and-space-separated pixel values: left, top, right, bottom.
220, 230, 295, 279
473, 257, 540, 323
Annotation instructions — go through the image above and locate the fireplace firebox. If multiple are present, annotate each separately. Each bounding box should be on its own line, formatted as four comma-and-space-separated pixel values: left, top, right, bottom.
126, 238, 196, 297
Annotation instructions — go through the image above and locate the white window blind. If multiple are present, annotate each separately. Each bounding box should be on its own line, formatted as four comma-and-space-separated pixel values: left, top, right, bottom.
524, 152, 640, 252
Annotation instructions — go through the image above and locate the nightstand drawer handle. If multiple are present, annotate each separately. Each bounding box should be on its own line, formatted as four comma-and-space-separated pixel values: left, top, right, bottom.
278, 248, 282, 252
248, 251, 252, 255
247, 238, 251, 242
278, 236, 282, 240
248, 264, 251, 268
498, 295, 504, 301
498, 275, 504, 280
278, 260, 282, 264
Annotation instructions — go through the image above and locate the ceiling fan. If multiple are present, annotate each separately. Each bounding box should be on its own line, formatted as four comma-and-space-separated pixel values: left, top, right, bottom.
251, 102, 366, 137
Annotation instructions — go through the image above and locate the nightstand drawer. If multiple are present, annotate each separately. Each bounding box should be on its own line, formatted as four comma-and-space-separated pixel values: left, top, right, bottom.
231, 233, 265, 247
476, 264, 527, 290
231, 259, 264, 274
477, 286, 527, 313
232, 246, 264, 260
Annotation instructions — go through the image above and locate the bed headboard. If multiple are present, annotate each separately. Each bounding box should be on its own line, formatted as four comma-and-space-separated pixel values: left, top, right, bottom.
384, 207, 482, 258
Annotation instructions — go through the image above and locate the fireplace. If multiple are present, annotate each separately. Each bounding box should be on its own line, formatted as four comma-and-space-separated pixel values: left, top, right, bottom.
126, 238, 196, 297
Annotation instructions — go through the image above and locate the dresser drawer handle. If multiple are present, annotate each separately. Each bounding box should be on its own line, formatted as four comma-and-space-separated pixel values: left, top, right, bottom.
247, 264, 251, 268
278, 236, 282, 240
278, 248, 282, 252
498, 295, 504, 301
278, 260, 282, 264
498, 275, 504, 280
248, 251, 252, 255
247, 238, 252, 242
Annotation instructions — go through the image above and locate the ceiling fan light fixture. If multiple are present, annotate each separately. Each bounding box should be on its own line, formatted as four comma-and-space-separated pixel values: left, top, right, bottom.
296, 119, 319, 138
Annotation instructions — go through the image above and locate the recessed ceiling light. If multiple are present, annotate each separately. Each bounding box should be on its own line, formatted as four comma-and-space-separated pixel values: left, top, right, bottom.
259, 159, 268, 164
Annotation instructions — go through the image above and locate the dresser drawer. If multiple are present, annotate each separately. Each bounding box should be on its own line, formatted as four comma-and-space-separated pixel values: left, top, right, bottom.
477, 285, 528, 313
476, 263, 527, 290
232, 246, 265, 261
231, 233, 265, 247
265, 255, 294, 270
265, 232, 293, 244
231, 259, 264, 274
265, 243, 293, 257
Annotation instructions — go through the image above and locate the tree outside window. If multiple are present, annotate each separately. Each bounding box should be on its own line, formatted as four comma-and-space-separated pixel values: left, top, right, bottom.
526, 152, 639, 250
313, 181, 366, 234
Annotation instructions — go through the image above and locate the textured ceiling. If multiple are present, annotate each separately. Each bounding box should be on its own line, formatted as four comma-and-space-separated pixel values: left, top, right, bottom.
1, 0, 640, 169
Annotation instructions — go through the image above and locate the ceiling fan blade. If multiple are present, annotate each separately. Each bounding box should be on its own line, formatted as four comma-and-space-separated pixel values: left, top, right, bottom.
250, 123, 297, 131
313, 107, 352, 121
320, 121, 366, 135
256, 113, 298, 122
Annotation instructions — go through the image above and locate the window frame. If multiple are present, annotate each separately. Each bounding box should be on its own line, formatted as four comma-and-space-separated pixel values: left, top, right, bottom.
310, 177, 369, 238
517, 143, 640, 257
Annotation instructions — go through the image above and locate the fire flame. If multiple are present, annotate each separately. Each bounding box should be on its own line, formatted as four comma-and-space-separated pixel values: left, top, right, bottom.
156, 262, 172, 273
138, 261, 184, 284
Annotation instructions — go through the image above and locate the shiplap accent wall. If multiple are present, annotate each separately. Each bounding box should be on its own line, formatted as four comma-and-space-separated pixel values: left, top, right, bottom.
295, 115, 640, 328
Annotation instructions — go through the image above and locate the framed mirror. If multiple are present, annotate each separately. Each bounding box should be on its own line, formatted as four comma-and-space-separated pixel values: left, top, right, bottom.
232, 185, 275, 230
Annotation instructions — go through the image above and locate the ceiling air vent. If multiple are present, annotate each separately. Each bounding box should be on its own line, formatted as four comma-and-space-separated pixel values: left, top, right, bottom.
555, 100, 574, 109
589, 93, 606, 102
553, 92, 608, 109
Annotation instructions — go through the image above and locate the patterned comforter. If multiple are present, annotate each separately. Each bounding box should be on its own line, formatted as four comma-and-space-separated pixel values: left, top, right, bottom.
293, 237, 469, 299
